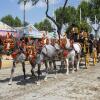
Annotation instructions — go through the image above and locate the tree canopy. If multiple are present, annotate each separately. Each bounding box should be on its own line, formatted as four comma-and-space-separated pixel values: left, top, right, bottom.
34, 19, 53, 32
1, 15, 22, 27
55, 0, 100, 33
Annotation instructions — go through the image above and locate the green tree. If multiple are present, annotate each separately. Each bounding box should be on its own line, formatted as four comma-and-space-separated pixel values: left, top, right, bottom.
77, 0, 100, 22
66, 21, 91, 34
1, 15, 23, 27
55, 6, 76, 25
77, 1, 91, 20
1, 15, 15, 26
78, 20, 92, 32
55, 4, 91, 33
34, 19, 53, 32
89, 0, 100, 22
14, 17, 22, 27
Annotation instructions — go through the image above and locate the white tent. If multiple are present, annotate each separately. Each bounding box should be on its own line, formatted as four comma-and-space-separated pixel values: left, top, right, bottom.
0, 21, 14, 31
0, 21, 16, 36
24, 24, 43, 38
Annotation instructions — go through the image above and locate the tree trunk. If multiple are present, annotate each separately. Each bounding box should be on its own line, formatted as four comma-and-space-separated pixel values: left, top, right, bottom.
45, 0, 68, 43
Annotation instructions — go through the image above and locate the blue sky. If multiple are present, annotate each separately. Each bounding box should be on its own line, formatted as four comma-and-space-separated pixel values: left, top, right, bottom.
0, 0, 81, 25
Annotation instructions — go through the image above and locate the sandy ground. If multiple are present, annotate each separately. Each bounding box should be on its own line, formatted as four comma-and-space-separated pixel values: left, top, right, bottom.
1, 55, 29, 68
0, 61, 100, 100
1, 55, 13, 68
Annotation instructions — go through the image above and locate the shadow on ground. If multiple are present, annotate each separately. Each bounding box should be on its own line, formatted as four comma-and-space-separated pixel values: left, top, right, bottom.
0, 63, 87, 86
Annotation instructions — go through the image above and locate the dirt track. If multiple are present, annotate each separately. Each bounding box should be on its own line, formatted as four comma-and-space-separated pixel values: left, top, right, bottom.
0, 61, 100, 100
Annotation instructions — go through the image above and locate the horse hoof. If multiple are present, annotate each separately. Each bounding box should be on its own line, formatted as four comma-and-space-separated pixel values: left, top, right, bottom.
77, 67, 79, 71
72, 71, 75, 73
8, 81, 12, 85
23, 76, 26, 80
66, 72, 69, 75
29, 76, 33, 79
44, 77, 48, 81
36, 81, 40, 86
84, 67, 87, 69
54, 75, 57, 79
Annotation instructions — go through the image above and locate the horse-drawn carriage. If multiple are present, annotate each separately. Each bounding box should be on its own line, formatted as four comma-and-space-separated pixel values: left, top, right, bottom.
79, 29, 97, 66
70, 27, 97, 66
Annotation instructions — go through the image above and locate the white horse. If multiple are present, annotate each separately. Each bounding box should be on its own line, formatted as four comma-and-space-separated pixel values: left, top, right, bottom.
36, 43, 60, 82
73, 42, 82, 70
60, 37, 82, 74
36, 38, 81, 82
8, 49, 26, 85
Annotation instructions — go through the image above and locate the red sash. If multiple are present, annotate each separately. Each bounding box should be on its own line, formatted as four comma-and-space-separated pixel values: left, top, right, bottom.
63, 50, 68, 57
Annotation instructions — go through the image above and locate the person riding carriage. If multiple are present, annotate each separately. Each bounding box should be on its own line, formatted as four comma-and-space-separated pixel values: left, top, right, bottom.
70, 27, 79, 42
78, 30, 89, 54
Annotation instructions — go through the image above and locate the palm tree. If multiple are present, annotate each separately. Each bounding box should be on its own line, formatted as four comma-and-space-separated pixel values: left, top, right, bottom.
18, 0, 40, 27
18, 0, 39, 6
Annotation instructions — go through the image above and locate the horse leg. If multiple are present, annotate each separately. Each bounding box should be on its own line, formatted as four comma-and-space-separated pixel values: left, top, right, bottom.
8, 61, 16, 85
72, 57, 75, 73
22, 62, 26, 79
44, 60, 49, 81
76, 54, 80, 71
29, 61, 37, 78
52, 60, 57, 79
36, 64, 41, 85
31, 67, 36, 78
65, 58, 69, 75
60, 59, 64, 71
49, 60, 53, 71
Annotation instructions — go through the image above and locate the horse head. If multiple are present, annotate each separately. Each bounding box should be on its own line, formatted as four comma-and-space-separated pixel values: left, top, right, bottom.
59, 38, 67, 49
